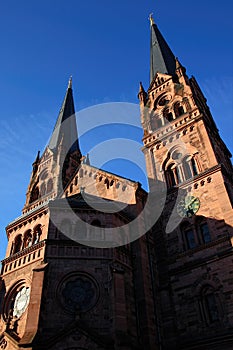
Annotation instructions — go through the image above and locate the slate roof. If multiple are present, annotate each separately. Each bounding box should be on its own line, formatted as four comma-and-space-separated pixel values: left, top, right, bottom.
48, 77, 81, 154
150, 22, 176, 82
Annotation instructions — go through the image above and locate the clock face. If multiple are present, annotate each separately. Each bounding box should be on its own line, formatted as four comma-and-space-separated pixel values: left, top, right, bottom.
13, 287, 30, 318
177, 195, 200, 218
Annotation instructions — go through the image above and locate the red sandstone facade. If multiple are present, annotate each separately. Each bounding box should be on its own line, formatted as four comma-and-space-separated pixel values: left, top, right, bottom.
0, 16, 233, 350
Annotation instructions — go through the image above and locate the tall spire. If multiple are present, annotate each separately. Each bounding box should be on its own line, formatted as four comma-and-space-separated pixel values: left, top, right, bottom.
150, 14, 176, 83
49, 77, 81, 156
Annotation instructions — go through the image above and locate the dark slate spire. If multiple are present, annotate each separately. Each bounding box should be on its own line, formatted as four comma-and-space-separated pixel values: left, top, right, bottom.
49, 77, 81, 155
150, 14, 177, 83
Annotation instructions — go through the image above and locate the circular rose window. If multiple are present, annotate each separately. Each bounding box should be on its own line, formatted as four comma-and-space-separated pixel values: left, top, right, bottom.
3, 283, 31, 322
58, 274, 99, 314
13, 287, 30, 318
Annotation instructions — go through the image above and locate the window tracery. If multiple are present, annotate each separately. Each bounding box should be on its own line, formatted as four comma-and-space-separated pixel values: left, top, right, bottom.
163, 150, 199, 188
180, 218, 211, 251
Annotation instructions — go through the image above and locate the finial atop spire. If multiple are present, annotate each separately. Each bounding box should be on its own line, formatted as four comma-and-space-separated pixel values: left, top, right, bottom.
68, 76, 72, 89
149, 13, 155, 26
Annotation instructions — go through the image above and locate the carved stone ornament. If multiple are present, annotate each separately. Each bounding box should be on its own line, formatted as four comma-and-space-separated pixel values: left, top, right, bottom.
58, 273, 99, 314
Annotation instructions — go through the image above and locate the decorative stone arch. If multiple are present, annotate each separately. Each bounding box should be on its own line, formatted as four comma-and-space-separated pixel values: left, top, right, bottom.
162, 146, 199, 187
3, 278, 31, 323
191, 273, 225, 326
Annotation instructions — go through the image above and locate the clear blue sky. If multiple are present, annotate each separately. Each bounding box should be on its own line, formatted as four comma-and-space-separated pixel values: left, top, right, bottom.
0, 0, 232, 260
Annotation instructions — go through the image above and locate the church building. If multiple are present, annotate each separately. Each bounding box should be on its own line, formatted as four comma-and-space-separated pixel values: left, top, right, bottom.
0, 15, 233, 350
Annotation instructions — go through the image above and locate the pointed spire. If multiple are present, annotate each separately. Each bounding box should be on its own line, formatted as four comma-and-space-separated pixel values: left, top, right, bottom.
85, 153, 90, 165
48, 77, 82, 157
150, 16, 177, 83
139, 81, 145, 94
138, 81, 147, 104
33, 150, 40, 165
32, 150, 40, 175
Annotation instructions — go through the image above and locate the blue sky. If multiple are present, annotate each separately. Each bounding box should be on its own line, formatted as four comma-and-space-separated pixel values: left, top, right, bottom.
0, 0, 232, 260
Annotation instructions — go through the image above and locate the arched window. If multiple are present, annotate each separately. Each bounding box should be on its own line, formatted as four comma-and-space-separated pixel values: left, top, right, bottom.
181, 223, 196, 249
191, 157, 198, 176
33, 225, 42, 244
163, 108, 174, 122
165, 163, 182, 188
183, 157, 193, 180
200, 222, 211, 243
24, 230, 32, 248
14, 235, 22, 254
104, 178, 110, 189
183, 156, 199, 180
165, 164, 176, 187
40, 182, 46, 196
185, 229, 196, 249
183, 97, 191, 112
47, 178, 53, 193
174, 102, 185, 118
200, 286, 219, 324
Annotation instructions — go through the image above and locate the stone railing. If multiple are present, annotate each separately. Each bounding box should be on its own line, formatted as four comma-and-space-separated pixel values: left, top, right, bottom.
1, 241, 45, 274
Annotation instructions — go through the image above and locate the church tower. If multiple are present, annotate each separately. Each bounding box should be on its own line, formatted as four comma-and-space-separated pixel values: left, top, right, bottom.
0, 78, 158, 349
139, 15, 233, 349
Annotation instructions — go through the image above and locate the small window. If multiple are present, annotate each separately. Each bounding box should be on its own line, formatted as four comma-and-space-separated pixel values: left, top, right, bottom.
163, 109, 174, 122
205, 293, 219, 322
200, 223, 211, 243
200, 287, 219, 324
191, 157, 198, 176
24, 230, 32, 248
174, 102, 185, 117
14, 235, 22, 254
165, 164, 176, 187
183, 159, 192, 180
34, 225, 42, 244
185, 229, 196, 249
